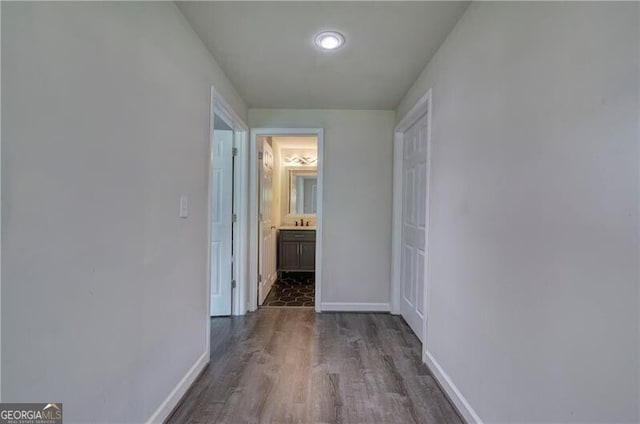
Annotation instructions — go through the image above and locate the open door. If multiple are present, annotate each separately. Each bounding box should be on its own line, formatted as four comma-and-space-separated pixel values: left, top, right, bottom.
258, 138, 277, 304
400, 112, 428, 340
210, 127, 234, 316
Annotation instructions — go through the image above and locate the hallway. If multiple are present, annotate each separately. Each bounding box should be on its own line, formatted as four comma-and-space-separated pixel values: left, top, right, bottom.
3, 2, 638, 422
168, 310, 461, 423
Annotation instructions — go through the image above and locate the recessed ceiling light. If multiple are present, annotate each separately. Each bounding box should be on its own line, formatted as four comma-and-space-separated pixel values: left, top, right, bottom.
314, 31, 345, 51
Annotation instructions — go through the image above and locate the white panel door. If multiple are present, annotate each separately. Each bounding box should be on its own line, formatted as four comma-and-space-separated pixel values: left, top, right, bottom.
210, 129, 234, 316
258, 140, 277, 305
400, 112, 428, 341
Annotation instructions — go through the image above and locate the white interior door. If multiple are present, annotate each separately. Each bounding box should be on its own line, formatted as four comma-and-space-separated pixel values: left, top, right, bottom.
400, 112, 428, 341
258, 140, 277, 304
210, 129, 234, 316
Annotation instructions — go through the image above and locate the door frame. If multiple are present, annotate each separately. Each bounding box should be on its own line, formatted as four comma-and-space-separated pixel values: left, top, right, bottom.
206, 86, 249, 353
249, 128, 324, 313
390, 89, 432, 361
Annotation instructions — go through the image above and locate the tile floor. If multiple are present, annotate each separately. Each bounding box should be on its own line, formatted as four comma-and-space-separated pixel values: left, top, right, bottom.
262, 272, 315, 307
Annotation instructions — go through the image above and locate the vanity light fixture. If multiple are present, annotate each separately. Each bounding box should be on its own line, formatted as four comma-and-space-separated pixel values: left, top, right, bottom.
314, 31, 345, 51
285, 155, 317, 165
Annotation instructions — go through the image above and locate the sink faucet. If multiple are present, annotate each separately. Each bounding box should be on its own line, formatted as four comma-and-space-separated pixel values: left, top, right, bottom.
300, 218, 304, 226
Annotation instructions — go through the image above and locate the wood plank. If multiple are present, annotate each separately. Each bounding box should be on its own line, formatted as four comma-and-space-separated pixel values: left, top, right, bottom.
166, 310, 462, 424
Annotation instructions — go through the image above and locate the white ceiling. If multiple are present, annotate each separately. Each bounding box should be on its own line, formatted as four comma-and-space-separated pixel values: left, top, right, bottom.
272, 136, 317, 151
177, 1, 469, 110
273, 137, 317, 162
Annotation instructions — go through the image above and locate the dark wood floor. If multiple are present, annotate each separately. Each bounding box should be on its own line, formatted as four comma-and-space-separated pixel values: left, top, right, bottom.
167, 309, 462, 424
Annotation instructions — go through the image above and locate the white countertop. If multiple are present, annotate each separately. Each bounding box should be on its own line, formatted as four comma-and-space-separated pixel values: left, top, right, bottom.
279, 226, 316, 231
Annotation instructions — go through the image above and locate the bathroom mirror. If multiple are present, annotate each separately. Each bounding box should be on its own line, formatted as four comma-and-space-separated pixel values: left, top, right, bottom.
288, 168, 317, 216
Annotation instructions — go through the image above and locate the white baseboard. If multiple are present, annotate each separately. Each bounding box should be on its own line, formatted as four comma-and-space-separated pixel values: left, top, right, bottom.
146, 351, 209, 424
320, 302, 390, 312
425, 350, 483, 424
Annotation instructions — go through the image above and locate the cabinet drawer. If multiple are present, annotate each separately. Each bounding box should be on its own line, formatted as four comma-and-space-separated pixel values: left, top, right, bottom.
279, 230, 316, 242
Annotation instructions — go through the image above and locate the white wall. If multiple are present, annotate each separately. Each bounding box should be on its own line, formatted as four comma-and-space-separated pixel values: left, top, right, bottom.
249, 110, 395, 308
2, 2, 246, 422
397, 2, 639, 422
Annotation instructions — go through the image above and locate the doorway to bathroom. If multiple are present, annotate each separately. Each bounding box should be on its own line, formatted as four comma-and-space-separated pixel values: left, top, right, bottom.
249, 129, 324, 312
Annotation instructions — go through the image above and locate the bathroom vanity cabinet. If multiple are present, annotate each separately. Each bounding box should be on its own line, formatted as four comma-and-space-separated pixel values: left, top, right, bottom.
278, 229, 316, 272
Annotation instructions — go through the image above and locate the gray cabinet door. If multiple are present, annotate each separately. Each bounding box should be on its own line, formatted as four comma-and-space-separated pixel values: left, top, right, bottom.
278, 230, 316, 272
279, 241, 299, 271
299, 241, 315, 271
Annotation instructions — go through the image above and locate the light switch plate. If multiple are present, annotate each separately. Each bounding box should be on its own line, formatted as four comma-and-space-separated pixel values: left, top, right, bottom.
179, 195, 188, 218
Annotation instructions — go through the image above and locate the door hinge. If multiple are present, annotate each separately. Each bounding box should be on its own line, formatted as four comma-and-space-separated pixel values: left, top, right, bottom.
258, 151, 264, 160
232, 147, 238, 157
231, 280, 236, 289
258, 273, 262, 283
232, 214, 237, 223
